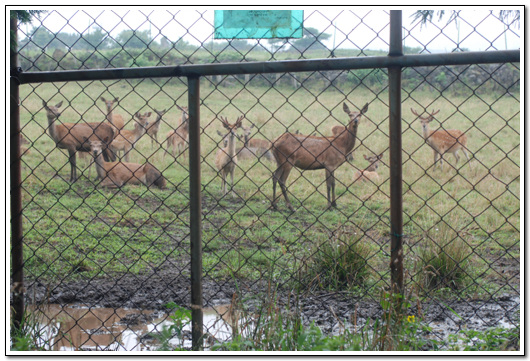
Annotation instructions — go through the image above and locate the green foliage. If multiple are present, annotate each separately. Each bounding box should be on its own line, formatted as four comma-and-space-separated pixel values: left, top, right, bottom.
447, 326, 520, 351
152, 303, 192, 351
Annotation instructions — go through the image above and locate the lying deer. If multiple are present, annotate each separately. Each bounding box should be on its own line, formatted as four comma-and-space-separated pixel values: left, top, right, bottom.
236, 124, 275, 162
89, 139, 166, 189
101, 97, 126, 135
271, 102, 368, 211
110, 112, 150, 162
353, 153, 384, 183
215, 115, 243, 196
411, 108, 470, 171
164, 105, 189, 159
147, 108, 167, 147
42, 100, 115, 182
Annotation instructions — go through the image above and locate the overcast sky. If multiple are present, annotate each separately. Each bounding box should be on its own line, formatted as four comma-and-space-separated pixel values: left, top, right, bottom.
16, 7, 522, 52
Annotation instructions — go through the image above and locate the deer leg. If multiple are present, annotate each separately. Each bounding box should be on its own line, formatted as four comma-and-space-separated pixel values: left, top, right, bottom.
278, 165, 294, 211
325, 169, 337, 209
68, 149, 77, 183
230, 168, 235, 197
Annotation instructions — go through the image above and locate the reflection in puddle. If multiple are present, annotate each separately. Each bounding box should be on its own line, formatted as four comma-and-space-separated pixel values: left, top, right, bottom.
30, 304, 235, 351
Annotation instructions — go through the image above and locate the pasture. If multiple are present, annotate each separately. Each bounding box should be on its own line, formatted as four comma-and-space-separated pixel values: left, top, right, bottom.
18, 78, 520, 300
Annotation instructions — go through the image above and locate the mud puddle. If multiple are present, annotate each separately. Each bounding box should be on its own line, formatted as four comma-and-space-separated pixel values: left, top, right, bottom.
30, 304, 235, 351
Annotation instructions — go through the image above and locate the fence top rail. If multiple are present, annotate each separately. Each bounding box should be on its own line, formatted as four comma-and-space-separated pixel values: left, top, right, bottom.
16, 49, 519, 84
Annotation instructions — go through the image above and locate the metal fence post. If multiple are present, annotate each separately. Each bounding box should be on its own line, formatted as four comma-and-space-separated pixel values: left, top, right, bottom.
10, 13, 25, 332
388, 10, 404, 295
188, 76, 203, 351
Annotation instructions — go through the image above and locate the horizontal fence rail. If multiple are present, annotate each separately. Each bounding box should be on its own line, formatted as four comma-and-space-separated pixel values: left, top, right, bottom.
17, 50, 520, 83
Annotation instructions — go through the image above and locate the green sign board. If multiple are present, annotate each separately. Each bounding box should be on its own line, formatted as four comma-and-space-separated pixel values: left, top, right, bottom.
214, 10, 303, 39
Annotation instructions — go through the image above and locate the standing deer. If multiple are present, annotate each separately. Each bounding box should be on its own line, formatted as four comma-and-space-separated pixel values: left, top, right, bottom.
353, 153, 384, 183
147, 108, 167, 147
101, 97, 126, 135
215, 115, 243, 196
110, 112, 151, 162
42, 100, 115, 182
236, 124, 275, 162
329, 111, 367, 162
164, 105, 189, 159
271, 102, 368, 211
411, 108, 470, 171
89, 139, 166, 189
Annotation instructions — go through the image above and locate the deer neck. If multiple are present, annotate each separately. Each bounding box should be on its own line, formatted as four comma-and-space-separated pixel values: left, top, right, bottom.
227, 132, 237, 156
105, 106, 114, 123
132, 124, 146, 141
93, 151, 108, 179
342, 118, 360, 153
421, 122, 433, 142
46, 114, 60, 143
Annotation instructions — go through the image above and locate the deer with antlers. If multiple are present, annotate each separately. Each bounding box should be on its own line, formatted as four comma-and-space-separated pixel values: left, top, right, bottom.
411, 108, 470, 171
215, 115, 243, 196
164, 105, 189, 159
353, 152, 384, 183
271, 102, 368, 211
101, 97, 126, 135
42, 100, 116, 183
89, 139, 166, 189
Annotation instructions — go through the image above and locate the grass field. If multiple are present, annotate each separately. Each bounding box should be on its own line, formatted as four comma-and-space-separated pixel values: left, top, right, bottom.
17, 78, 520, 299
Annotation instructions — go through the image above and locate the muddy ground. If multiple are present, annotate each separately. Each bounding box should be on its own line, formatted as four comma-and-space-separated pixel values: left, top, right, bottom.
25, 262, 520, 347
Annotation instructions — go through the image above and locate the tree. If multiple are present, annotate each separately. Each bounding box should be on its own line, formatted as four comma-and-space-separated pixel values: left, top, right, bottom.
114, 29, 152, 49
10, 10, 47, 51
290, 27, 332, 52
75, 26, 110, 50
411, 10, 520, 29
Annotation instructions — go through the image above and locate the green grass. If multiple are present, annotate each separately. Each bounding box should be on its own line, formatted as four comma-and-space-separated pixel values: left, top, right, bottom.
16, 79, 520, 299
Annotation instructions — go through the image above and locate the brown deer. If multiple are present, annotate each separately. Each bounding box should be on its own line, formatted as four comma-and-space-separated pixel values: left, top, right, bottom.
147, 108, 167, 147
236, 124, 275, 162
411, 108, 470, 171
215, 116, 243, 196
110, 112, 151, 162
271, 102, 368, 211
101, 97, 126, 135
89, 139, 166, 189
42, 100, 115, 182
164, 105, 189, 159
353, 153, 384, 183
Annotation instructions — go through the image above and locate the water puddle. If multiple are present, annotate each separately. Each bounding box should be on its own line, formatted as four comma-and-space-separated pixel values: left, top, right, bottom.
29, 304, 235, 351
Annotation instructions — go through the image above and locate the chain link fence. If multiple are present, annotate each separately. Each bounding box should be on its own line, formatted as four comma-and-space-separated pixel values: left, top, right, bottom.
10, 8, 520, 351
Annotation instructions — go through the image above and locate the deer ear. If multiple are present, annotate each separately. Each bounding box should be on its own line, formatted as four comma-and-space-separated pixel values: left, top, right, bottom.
100, 97, 106, 102
42, 100, 47, 108
217, 130, 223, 136
114, 97, 119, 102
379, 153, 384, 159
56, 101, 63, 108
361, 103, 369, 114
363, 154, 369, 160
145, 112, 152, 118
343, 103, 350, 114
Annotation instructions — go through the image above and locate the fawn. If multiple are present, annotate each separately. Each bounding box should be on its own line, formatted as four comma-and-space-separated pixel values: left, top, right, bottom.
110, 112, 151, 162
353, 153, 384, 183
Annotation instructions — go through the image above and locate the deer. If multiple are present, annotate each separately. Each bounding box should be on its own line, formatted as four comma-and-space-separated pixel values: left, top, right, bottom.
236, 124, 275, 162
101, 97, 126, 135
164, 105, 189, 159
215, 115, 243, 196
42, 100, 116, 183
109, 112, 151, 162
147, 108, 167, 147
411, 108, 470, 171
271, 102, 368, 211
353, 152, 384, 183
89, 139, 166, 189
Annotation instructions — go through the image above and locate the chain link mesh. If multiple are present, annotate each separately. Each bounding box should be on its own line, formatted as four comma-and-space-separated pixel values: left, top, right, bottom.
13, 9, 520, 351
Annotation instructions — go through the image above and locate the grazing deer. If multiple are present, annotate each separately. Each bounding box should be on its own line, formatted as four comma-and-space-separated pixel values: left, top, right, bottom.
411, 108, 470, 171
236, 124, 275, 162
271, 102, 368, 211
215, 116, 243, 196
101, 97, 126, 135
147, 108, 167, 147
42, 100, 115, 182
110, 112, 151, 162
353, 153, 384, 183
164, 105, 189, 159
89, 139, 166, 189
